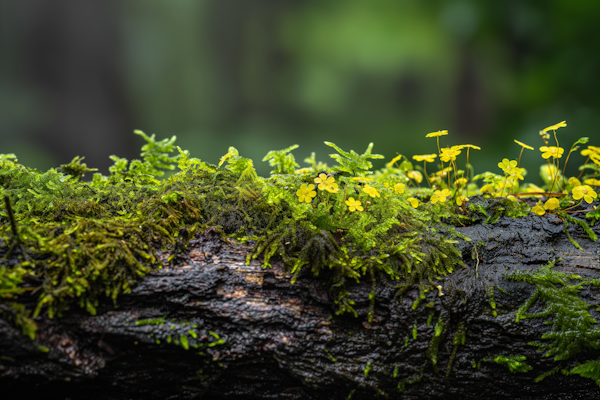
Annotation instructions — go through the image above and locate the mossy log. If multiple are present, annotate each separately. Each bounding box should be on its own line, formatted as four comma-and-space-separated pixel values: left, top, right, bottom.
1, 216, 600, 400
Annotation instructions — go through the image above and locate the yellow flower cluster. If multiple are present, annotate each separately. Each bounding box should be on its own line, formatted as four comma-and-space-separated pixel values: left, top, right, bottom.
314, 173, 339, 193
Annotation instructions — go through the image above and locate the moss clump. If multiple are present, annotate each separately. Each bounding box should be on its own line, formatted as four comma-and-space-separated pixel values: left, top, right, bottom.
507, 259, 600, 385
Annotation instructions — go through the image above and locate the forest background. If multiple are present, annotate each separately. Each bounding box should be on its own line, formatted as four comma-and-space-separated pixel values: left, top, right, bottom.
1, 0, 599, 180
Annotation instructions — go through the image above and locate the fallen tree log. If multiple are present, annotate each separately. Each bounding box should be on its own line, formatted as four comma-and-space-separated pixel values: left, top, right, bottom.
2, 215, 600, 400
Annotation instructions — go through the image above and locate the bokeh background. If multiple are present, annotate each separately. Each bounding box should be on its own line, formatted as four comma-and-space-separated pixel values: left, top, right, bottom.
1, 0, 599, 179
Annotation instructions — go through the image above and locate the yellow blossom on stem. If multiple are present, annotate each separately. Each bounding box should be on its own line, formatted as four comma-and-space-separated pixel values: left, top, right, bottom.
514, 140, 533, 150
584, 179, 600, 186
412, 154, 437, 163
454, 178, 468, 187
393, 183, 406, 194
544, 198, 560, 211
439, 147, 461, 162
386, 154, 403, 168
407, 197, 419, 208
314, 173, 338, 193
435, 167, 453, 177
426, 130, 448, 138
296, 184, 316, 203
542, 120, 567, 133
531, 201, 546, 216
480, 184, 494, 194
430, 189, 451, 204
407, 170, 423, 183
539, 146, 564, 159
362, 184, 380, 198
581, 146, 600, 157
498, 158, 518, 173
345, 197, 363, 212
568, 177, 582, 187
454, 144, 481, 150
456, 195, 469, 206
572, 185, 598, 204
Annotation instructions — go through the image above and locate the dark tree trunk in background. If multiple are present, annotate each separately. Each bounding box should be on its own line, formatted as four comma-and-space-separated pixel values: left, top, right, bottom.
1, 216, 600, 400
19, 0, 132, 174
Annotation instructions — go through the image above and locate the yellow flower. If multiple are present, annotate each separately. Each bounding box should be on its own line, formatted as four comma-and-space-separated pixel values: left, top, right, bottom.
531, 201, 546, 216
581, 146, 600, 157
542, 120, 567, 133
412, 154, 437, 163
384, 182, 390, 188
539, 146, 564, 159
430, 189, 451, 204
584, 179, 600, 186
345, 197, 363, 212
407, 197, 419, 208
572, 185, 598, 204
439, 147, 461, 162
426, 130, 448, 138
363, 184, 380, 198
591, 153, 600, 166
314, 173, 339, 193
480, 184, 494, 193
454, 178, 468, 187
394, 183, 406, 194
296, 184, 316, 203
456, 195, 469, 206
386, 154, 403, 168
407, 170, 423, 183
544, 198, 560, 210
508, 167, 525, 181
454, 144, 481, 150
295, 168, 311, 174
435, 167, 453, 177
498, 158, 518, 173
568, 177, 582, 187
514, 140, 534, 150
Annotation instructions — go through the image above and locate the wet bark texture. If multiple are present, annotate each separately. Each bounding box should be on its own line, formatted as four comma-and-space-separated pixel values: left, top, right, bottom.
1, 215, 600, 400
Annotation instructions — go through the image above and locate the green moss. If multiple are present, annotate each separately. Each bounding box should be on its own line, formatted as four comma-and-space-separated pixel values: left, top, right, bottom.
488, 355, 532, 373
507, 259, 600, 384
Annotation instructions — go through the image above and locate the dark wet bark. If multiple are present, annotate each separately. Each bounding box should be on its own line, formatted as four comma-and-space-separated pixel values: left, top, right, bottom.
1, 216, 600, 400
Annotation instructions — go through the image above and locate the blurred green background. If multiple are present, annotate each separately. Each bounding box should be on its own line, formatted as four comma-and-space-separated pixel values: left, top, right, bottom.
1, 0, 599, 179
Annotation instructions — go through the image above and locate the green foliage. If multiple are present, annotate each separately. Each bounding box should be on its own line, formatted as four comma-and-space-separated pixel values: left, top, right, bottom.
262, 145, 299, 174
508, 260, 600, 361
325, 141, 383, 175
569, 360, 600, 387
491, 355, 532, 374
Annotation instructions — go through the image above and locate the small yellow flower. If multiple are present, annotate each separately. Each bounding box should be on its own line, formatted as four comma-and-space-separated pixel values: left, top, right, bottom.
480, 184, 494, 193
296, 184, 316, 203
584, 179, 600, 186
508, 167, 525, 181
314, 173, 339, 193
407, 170, 423, 183
544, 198, 560, 210
436, 285, 444, 297
568, 177, 582, 187
426, 130, 448, 138
531, 201, 546, 216
345, 197, 363, 212
498, 158, 518, 173
454, 144, 481, 150
439, 147, 461, 162
384, 182, 390, 188
407, 197, 419, 208
539, 146, 564, 159
394, 183, 406, 194
572, 185, 598, 204
456, 195, 470, 206
412, 154, 437, 163
430, 189, 451, 204
581, 146, 600, 157
514, 140, 534, 150
454, 178, 468, 187
435, 167, 453, 177
591, 153, 600, 166
362, 184, 380, 198
386, 154, 403, 168
295, 168, 311, 174
542, 120, 567, 133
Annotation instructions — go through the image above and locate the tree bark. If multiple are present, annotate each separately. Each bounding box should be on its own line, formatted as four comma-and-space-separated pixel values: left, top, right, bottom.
1, 215, 600, 400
